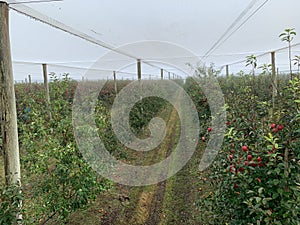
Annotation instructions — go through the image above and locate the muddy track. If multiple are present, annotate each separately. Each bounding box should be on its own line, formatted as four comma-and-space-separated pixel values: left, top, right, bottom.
112, 106, 180, 225
68, 96, 204, 225
144, 106, 179, 225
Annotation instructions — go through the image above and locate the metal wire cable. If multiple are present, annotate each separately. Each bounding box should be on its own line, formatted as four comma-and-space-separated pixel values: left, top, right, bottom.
9, 2, 136, 59
225, 42, 300, 67
212, 0, 270, 57
9, 0, 297, 78
11, 50, 269, 65
12, 60, 137, 75
8, 0, 63, 5
202, 0, 260, 60
9, 0, 176, 77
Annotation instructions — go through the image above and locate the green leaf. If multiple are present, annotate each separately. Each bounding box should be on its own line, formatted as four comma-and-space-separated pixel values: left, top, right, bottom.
273, 193, 279, 199
277, 188, 284, 194
255, 197, 261, 203
273, 179, 280, 185
262, 198, 272, 205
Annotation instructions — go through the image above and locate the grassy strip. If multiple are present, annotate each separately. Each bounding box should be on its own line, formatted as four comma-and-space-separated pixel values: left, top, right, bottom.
142, 105, 181, 225
66, 89, 208, 225
158, 139, 212, 225
66, 104, 175, 225
115, 105, 178, 225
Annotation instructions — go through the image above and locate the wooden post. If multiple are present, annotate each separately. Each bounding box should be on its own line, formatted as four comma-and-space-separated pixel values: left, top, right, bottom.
113, 71, 117, 94
270, 51, 277, 120
28, 74, 31, 85
226, 65, 229, 79
0, 1, 21, 187
42, 63, 52, 120
137, 59, 141, 80
271, 52, 277, 98
160, 69, 163, 80
168, 72, 170, 80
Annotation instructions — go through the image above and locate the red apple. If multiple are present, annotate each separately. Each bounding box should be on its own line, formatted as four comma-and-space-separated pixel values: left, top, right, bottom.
242, 146, 248, 152
247, 155, 253, 161
257, 157, 262, 163
278, 124, 284, 130
270, 123, 276, 129
238, 167, 245, 172
250, 163, 258, 167
207, 127, 212, 132
234, 183, 238, 189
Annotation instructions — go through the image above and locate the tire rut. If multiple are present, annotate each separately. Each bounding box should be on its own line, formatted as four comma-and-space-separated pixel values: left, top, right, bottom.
144, 108, 179, 225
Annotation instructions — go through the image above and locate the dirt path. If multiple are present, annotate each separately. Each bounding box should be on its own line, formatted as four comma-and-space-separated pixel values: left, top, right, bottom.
68, 104, 204, 225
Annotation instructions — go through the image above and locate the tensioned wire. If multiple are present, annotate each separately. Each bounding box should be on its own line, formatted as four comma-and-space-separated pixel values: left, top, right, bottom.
8, 0, 179, 78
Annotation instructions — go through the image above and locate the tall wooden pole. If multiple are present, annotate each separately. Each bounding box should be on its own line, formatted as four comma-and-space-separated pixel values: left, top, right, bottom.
271, 52, 277, 97
28, 74, 31, 92
226, 65, 229, 79
42, 63, 52, 120
0, 1, 21, 186
113, 71, 117, 94
28, 74, 31, 85
137, 59, 141, 80
160, 69, 163, 80
168, 72, 170, 80
270, 51, 277, 121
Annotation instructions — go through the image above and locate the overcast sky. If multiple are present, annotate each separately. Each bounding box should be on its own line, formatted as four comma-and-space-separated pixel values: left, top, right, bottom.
7, 0, 300, 81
